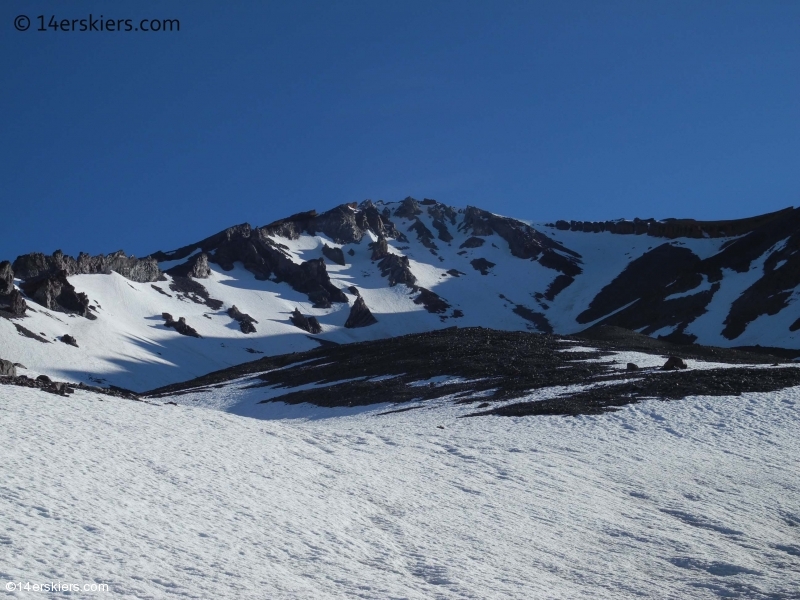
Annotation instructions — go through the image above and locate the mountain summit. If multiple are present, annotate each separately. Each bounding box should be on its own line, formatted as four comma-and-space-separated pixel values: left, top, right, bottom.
1, 198, 798, 391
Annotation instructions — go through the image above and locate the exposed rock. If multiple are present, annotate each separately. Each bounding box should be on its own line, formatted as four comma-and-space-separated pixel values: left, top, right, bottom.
446, 269, 464, 277
348, 286, 361, 297
0, 359, 16, 377
408, 219, 438, 250
461, 207, 582, 275
425, 201, 458, 224
12, 249, 161, 283
459, 237, 485, 249
227, 305, 258, 334
414, 288, 450, 314
60, 334, 79, 347
0, 289, 27, 317
344, 296, 378, 328
470, 258, 495, 275
0, 261, 13, 295
162, 313, 201, 337
169, 277, 224, 310
347, 249, 355, 256
369, 237, 390, 261
394, 197, 422, 219
661, 356, 688, 371
290, 308, 322, 334
626, 363, 640, 371
432, 219, 453, 242
322, 244, 346, 266
377, 254, 417, 287
36, 375, 51, 383
19, 270, 94, 318
165, 253, 211, 279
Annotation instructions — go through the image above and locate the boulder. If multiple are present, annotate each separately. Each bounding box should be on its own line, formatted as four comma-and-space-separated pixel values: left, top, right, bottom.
0, 359, 16, 377
0, 289, 27, 316
227, 305, 258, 334
60, 334, 79, 348
661, 356, 688, 371
470, 258, 496, 275
321, 244, 346, 266
162, 313, 201, 338
344, 296, 378, 328
626, 363, 639, 371
290, 308, 322, 334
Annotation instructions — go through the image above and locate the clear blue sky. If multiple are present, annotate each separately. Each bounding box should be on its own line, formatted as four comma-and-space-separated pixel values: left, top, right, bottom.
2, 1, 798, 260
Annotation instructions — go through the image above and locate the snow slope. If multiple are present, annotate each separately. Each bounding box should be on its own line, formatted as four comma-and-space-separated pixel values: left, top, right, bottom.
1, 384, 798, 599
4, 199, 800, 392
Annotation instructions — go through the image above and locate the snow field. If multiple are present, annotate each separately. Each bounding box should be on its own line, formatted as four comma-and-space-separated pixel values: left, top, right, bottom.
1, 385, 798, 599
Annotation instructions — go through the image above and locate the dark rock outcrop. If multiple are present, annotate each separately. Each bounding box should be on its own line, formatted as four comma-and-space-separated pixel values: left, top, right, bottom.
0, 289, 27, 317
377, 254, 417, 287
408, 219, 438, 250
394, 197, 423, 219
470, 258, 495, 275
0, 359, 16, 377
459, 237, 485, 249
661, 356, 688, 370
290, 308, 322, 334
19, 271, 94, 318
413, 288, 450, 314
228, 305, 258, 334
0, 261, 13, 295
322, 244, 346, 266
344, 296, 378, 328
165, 253, 211, 279
13, 250, 161, 283
161, 313, 201, 338
60, 334, 79, 347
169, 277, 223, 310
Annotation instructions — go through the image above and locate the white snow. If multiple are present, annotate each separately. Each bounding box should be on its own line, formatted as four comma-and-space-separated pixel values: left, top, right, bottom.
1, 384, 798, 599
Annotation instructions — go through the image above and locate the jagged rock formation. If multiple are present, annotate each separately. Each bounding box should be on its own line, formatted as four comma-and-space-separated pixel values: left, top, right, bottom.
162, 313, 200, 338
0, 261, 13, 295
228, 305, 258, 334
19, 271, 94, 319
0, 359, 16, 377
0, 262, 27, 317
321, 244, 346, 266
165, 253, 211, 278
551, 207, 792, 239
12, 250, 161, 282
459, 237, 485, 249
344, 296, 378, 328
289, 308, 322, 334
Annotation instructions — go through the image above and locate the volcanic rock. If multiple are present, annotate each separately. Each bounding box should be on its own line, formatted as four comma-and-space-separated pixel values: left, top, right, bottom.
60, 334, 79, 348
165, 253, 211, 279
227, 305, 258, 334
20, 270, 94, 318
377, 254, 417, 287
0, 261, 13, 295
344, 296, 378, 328
470, 258, 495, 275
661, 356, 688, 371
322, 244, 346, 266
459, 237, 485, 249
0, 359, 16, 377
12, 249, 161, 283
290, 308, 322, 334
162, 313, 200, 338
0, 289, 27, 317
414, 288, 450, 314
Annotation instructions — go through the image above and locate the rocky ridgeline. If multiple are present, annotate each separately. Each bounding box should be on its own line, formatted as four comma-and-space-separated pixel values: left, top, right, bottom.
549, 206, 791, 239
573, 206, 800, 342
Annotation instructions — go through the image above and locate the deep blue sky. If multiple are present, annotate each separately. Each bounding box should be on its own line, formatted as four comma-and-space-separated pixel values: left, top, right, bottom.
2, 1, 798, 260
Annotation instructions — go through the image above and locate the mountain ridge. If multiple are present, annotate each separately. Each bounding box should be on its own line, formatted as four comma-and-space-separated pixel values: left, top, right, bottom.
2, 197, 799, 392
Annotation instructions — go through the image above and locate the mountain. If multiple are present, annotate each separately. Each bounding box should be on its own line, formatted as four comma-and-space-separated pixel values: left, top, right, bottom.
1, 197, 799, 392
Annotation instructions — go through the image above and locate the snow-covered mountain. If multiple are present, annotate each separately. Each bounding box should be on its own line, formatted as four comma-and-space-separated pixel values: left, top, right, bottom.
2, 197, 799, 392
